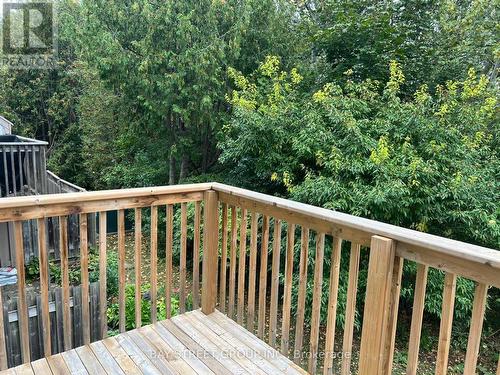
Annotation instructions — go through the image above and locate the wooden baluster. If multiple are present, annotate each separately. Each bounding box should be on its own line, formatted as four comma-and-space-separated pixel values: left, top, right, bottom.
228, 206, 238, 319
219, 203, 229, 313
0, 287, 6, 370
257, 215, 270, 340
201, 190, 219, 314
118, 209, 126, 333
14, 221, 30, 362
308, 232, 325, 374
435, 273, 457, 375
59, 216, 72, 350
180, 203, 187, 314
294, 227, 309, 364
165, 204, 173, 319
269, 218, 282, 347
281, 223, 296, 355
406, 264, 429, 375
463, 283, 488, 374
246, 212, 258, 332
98, 211, 107, 338
80, 214, 90, 345
341, 243, 361, 375
37, 218, 51, 357
150, 205, 158, 323
324, 237, 342, 374
383, 256, 404, 375
497, 355, 500, 375
358, 236, 396, 375
134, 208, 142, 328
237, 208, 248, 325
192, 201, 201, 309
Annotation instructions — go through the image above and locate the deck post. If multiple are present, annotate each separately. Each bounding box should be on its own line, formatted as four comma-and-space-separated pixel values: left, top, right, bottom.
358, 235, 397, 375
201, 190, 219, 314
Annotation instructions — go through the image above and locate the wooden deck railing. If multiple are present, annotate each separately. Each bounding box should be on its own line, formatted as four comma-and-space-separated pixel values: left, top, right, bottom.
0, 182, 498, 374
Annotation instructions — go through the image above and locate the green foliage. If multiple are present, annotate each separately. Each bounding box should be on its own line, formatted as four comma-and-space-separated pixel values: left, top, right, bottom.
106, 284, 180, 331
222, 58, 499, 328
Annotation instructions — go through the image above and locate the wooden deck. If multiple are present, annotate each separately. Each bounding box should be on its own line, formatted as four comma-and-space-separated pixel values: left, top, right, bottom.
0, 310, 308, 375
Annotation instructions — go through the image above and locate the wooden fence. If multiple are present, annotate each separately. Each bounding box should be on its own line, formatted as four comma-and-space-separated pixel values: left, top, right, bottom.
0, 282, 102, 368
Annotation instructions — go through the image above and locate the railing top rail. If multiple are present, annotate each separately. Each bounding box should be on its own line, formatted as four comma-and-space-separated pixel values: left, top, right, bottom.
0, 135, 48, 146
212, 183, 500, 286
46, 170, 86, 192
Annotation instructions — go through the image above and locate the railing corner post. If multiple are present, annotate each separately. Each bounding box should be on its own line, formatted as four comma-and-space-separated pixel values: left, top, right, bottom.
201, 189, 219, 314
359, 235, 397, 375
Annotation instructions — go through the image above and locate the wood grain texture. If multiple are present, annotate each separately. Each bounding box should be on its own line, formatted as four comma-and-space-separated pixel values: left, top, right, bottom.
246, 212, 259, 333
237, 207, 247, 325
308, 232, 325, 374
98, 211, 108, 338
382, 256, 404, 375
323, 237, 342, 375
435, 273, 457, 375
118, 209, 126, 333
293, 227, 309, 364
59, 216, 72, 351
193, 201, 201, 309
257, 215, 270, 340
150, 205, 158, 323
201, 191, 219, 314
268, 219, 281, 348
134, 208, 142, 328
219, 203, 229, 313
180, 202, 187, 313
14, 221, 30, 363
281, 223, 295, 356
79, 214, 90, 345
341, 243, 361, 375
406, 263, 429, 375
165, 204, 173, 319
463, 283, 488, 375
228, 206, 238, 319
37, 218, 51, 357
358, 236, 395, 375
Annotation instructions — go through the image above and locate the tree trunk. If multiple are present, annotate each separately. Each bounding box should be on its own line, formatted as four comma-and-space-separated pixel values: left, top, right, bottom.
179, 153, 188, 183
169, 151, 176, 185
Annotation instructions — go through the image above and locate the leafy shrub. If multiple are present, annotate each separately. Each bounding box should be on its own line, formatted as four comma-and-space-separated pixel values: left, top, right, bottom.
107, 283, 180, 331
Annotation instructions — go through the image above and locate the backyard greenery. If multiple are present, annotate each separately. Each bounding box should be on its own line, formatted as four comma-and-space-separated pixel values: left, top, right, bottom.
1, 0, 499, 370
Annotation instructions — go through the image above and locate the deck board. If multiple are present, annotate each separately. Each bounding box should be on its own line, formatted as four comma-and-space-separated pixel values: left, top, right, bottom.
1, 310, 307, 375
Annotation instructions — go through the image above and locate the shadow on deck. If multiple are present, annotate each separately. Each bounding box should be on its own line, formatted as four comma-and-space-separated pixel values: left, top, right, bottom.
1, 310, 307, 375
